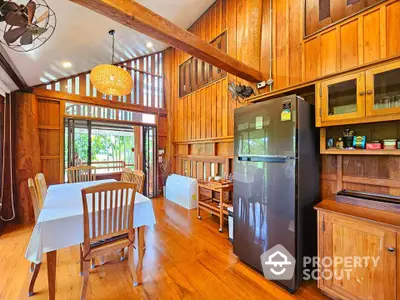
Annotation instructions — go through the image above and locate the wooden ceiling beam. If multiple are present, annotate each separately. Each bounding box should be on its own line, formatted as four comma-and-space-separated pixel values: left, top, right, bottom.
69, 0, 265, 83
0, 48, 27, 90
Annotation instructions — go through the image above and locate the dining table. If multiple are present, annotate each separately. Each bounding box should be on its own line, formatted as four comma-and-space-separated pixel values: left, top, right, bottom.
25, 179, 156, 300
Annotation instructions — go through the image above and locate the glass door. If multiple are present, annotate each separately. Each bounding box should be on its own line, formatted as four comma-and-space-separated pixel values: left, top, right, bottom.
65, 119, 90, 179
321, 72, 365, 123
366, 61, 400, 116
65, 119, 136, 181
143, 125, 157, 197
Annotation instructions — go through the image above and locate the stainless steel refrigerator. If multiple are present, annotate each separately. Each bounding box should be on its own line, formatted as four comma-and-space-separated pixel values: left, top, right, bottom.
233, 95, 319, 292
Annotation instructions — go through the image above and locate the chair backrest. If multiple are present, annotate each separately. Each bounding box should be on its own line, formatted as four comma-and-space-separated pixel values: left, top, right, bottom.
67, 166, 97, 183
121, 168, 145, 194
81, 182, 137, 246
28, 178, 41, 222
34, 173, 47, 206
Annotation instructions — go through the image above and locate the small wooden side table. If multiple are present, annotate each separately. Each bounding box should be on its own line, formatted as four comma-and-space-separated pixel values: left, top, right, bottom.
197, 181, 233, 232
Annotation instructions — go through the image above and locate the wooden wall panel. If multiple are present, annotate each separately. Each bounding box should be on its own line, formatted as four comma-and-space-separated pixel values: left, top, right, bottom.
170, 0, 267, 170
321, 155, 400, 199
166, 0, 400, 187
260, 0, 271, 85
274, 0, 289, 89
14, 92, 41, 224
288, 0, 302, 86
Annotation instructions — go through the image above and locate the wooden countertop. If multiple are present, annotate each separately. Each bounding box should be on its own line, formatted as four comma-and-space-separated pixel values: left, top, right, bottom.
315, 199, 400, 230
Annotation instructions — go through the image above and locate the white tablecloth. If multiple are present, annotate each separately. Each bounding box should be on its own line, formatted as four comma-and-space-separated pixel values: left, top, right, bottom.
25, 179, 156, 264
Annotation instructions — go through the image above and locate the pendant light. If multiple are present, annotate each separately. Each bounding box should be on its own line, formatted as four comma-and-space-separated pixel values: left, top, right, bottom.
90, 30, 133, 96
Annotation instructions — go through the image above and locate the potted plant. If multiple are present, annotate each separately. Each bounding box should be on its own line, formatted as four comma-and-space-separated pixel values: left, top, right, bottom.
158, 157, 171, 196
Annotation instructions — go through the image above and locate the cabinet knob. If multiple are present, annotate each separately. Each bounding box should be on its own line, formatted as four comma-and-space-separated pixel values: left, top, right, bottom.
388, 247, 395, 252
359, 91, 365, 96
367, 90, 373, 95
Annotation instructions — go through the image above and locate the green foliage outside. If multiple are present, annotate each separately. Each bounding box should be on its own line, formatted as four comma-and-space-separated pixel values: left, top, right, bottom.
73, 131, 134, 165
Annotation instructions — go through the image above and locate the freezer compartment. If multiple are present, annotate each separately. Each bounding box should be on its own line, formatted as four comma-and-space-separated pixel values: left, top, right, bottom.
234, 95, 297, 158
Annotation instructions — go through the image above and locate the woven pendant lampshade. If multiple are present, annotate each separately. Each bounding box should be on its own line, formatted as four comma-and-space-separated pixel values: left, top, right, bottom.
90, 64, 133, 96
90, 30, 133, 97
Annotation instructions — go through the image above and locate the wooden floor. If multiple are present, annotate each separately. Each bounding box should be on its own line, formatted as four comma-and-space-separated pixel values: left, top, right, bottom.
0, 197, 328, 300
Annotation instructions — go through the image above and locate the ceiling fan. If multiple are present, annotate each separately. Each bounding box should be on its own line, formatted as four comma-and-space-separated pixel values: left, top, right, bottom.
228, 81, 255, 104
0, 0, 56, 52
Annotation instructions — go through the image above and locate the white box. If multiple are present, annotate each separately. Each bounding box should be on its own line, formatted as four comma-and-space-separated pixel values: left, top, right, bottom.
165, 174, 198, 209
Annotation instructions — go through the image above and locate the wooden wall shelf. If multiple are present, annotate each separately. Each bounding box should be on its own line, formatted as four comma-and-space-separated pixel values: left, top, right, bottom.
320, 125, 400, 156
321, 149, 400, 155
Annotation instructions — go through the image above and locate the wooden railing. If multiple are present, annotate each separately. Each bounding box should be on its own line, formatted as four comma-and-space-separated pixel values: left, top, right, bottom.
175, 155, 232, 180
82, 161, 133, 173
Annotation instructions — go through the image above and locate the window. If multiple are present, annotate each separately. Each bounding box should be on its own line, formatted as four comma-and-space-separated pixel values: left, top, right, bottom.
64, 119, 135, 176
179, 32, 227, 97
306, 0, 380, 36
319, 0, 330, 21
65, 102, 156, 124
347, 0, 360, 5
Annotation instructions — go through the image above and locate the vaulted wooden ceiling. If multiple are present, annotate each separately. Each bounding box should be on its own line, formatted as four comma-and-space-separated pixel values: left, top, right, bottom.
70, 0, 265, 82
2, 0, 216, 88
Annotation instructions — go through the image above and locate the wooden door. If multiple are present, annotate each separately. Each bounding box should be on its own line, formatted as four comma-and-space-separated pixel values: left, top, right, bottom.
366, 61, 400, 117
319, 212, 396, 300
37, 98, 64, 185
320, 72, 366, 125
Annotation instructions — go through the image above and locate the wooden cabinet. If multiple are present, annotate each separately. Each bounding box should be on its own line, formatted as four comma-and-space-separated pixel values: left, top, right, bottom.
320, 72, 366, 124
316, 60, 400, 127
318, 211, 396, 300
366, 61, 400, 117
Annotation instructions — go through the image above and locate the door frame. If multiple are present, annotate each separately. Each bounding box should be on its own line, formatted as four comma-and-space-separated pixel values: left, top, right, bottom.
142, 125, 158, 198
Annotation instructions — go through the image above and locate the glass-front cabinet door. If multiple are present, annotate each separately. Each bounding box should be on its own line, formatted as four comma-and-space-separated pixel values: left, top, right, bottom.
321, 72, 366, 123
366, 61, 400, 116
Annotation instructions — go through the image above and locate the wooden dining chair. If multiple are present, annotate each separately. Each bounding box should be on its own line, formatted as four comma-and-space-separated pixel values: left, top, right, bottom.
120, 168, 146, 261
121, 168, 145, 194
34, 173, 47, 206
80, 182, 138, 300
28, 178, 42, 297
67, 166, 97, 183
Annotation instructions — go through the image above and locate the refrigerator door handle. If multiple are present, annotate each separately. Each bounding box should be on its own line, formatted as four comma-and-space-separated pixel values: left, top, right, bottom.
237, 155, 296, 163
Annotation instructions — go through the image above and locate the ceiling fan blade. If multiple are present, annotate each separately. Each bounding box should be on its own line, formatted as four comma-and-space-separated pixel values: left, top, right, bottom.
26, 0, 36, 24
0, 1, 19, 15
3, 26, 27, 43
20, 30, 33, 45
34, 10, 48, 24
5, 11, 27, 26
